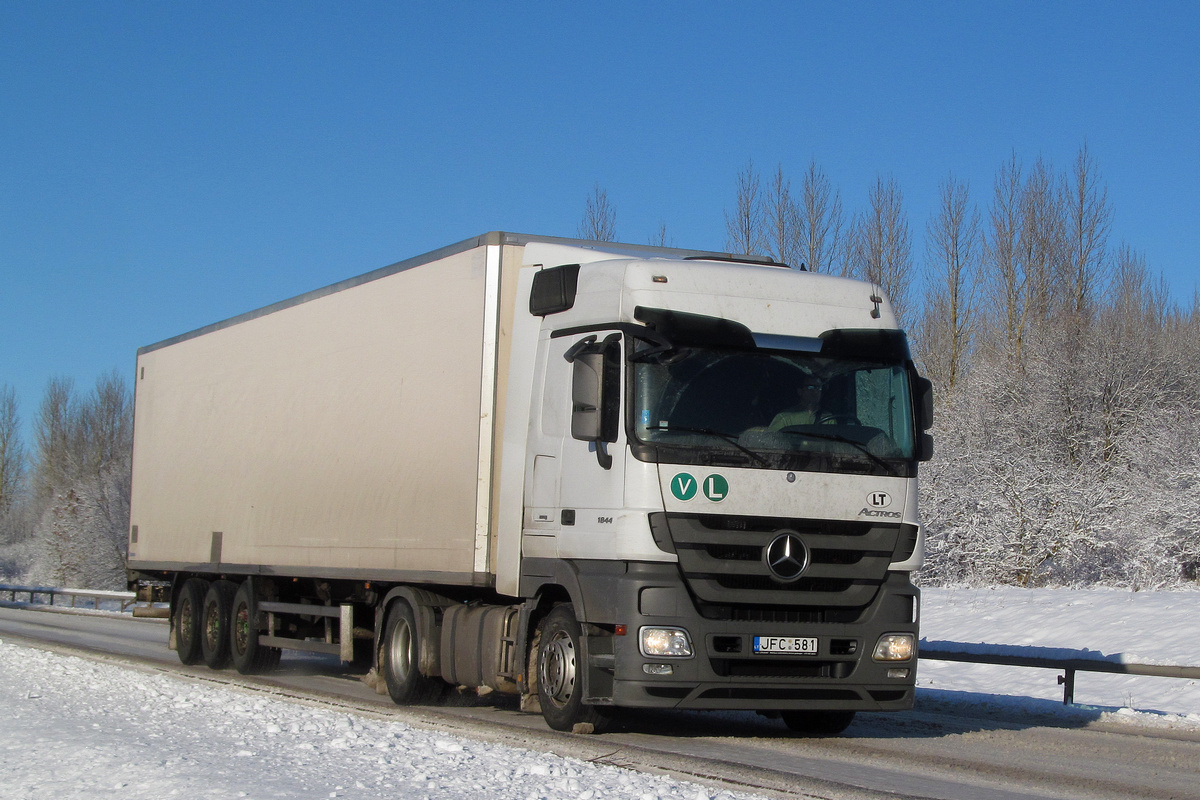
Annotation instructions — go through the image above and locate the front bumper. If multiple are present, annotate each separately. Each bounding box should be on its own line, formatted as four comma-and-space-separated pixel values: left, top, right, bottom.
588, 563, 919, 711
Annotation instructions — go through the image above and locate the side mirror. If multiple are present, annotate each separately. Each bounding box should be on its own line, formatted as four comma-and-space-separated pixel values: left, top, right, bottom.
566, 334, 621, 469
916, 377, 933, 432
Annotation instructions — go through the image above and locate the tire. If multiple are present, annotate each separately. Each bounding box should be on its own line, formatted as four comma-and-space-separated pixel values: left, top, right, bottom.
200, 580, 237, 669
174, 578, 208, 666
781, 709, 856, 736
535, 605, 610, 732
230, 579, 281, 675
380, 600, 442, 705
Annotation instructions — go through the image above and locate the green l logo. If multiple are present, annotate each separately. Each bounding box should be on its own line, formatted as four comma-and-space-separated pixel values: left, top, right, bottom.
704, 474, 728, 502
670, 472, 698, 501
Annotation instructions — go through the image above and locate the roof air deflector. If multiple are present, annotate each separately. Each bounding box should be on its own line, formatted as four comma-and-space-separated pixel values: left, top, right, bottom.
530, 264, 581, 316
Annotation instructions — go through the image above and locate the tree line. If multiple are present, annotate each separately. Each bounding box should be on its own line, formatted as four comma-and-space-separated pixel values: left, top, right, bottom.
913, 150, 1200, 588
0, 373, 132, 589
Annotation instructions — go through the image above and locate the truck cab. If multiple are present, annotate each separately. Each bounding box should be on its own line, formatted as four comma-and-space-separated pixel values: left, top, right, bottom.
506, 245, 932, 732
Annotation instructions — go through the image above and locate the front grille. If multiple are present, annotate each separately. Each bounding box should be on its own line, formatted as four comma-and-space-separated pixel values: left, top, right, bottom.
710, 575, 856, 593
699, 605, 863, 624
658, 513, 901, 609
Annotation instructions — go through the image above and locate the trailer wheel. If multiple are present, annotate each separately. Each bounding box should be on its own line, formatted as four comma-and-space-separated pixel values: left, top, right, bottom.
174, 578, 208, 665
781, 710, 856, 736
380, 600, 441, 705
200, 580, 237, 669
535, 605, 610, 732
230, 580, 280, 675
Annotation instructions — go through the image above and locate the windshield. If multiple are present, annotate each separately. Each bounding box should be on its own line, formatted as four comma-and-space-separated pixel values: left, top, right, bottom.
631, 342, 917, 476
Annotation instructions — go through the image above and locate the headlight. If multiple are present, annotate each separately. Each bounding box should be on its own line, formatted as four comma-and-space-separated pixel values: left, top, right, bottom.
639, 627, 693, 657
872, 633, 915, 662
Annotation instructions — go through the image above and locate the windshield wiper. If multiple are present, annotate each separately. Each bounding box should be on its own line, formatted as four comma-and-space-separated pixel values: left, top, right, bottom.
778, 430, 898, 476
647, 425, 770, 467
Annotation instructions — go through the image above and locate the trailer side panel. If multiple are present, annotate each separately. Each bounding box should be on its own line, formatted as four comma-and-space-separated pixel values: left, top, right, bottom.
129, 247, 491, 580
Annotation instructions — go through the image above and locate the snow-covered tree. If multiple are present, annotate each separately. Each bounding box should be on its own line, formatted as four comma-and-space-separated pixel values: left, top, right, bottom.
26, 372, 133, 589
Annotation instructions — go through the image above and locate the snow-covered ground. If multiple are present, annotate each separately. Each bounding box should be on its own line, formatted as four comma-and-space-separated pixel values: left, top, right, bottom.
918, 586, 1200, 729
1, 587, 1199, 799
0, 642, 750, 800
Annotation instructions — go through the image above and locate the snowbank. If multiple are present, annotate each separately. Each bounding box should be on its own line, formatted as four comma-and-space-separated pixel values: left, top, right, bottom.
0, 641, 760, 800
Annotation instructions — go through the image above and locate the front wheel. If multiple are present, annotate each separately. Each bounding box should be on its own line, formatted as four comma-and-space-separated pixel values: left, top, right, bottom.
781, 709, 856, 736
380, 600, 442, 705
535, 605, 610, 732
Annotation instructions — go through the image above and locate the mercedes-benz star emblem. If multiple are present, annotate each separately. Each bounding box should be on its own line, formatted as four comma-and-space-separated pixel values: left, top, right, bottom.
764, 532, 809, 583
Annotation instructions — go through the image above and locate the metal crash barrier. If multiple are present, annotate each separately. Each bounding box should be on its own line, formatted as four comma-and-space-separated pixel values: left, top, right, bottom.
920, 640, 1200, 704
0, 582, 167, 617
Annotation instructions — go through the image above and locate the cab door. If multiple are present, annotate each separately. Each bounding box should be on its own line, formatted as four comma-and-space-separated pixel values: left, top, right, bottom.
523, 332, 626, 560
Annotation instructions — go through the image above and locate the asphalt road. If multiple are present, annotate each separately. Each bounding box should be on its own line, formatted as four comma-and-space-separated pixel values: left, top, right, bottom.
2, 604, 1198, 800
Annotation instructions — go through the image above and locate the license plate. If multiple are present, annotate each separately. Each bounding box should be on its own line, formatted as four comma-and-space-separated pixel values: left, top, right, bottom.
753, 636, 818, 655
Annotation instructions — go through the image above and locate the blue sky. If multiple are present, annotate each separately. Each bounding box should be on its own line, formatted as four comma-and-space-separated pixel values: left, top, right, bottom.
2, 2, 1198, 433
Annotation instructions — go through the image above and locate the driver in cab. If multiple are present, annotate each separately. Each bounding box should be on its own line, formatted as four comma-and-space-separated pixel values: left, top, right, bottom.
768, 376, 825, 430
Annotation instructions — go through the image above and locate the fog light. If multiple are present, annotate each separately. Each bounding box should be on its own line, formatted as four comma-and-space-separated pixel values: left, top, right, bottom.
643, 663, 674, 675
639, 627, 693, 657
887, 668, 910, 679
872, 633, 915, 662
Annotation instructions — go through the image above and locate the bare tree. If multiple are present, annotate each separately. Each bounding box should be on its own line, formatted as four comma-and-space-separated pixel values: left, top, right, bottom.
1063, 142, 1112, 319
982, 154, 1067, 362
762, 164, 801, 266
578, 184, 617, 242
33, 377, 76, 508
0, 385, 22, 516
648, 222, 671, 248
1018, 156, 1066, 326
724, 159, 764, 255
921, 175, 981, 392
849, 174, 913, 325
984, 153, 1025, 356
79, 371, 132, 474
798, 159, 845, 274
1106, 243, 1167, 336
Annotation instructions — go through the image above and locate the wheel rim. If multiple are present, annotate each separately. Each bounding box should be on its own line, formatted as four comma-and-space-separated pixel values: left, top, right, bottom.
204, 600, 220, 648
540, 629, 576, 708
178, 597, 194, 642
234, 603, 250, 655
388, 617, 414, 681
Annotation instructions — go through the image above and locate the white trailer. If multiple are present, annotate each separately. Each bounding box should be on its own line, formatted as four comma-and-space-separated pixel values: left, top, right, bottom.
128, 231, 932, 733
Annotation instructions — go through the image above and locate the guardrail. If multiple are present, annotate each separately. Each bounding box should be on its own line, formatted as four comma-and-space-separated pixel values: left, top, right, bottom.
920, 640, 1200, 704
0, 583, 138, 613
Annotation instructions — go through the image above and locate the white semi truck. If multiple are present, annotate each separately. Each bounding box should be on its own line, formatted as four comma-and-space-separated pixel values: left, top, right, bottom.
127, 231, 932, 734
